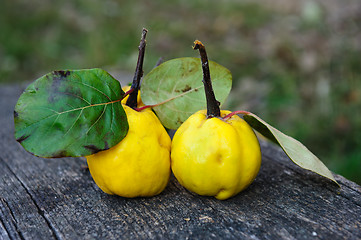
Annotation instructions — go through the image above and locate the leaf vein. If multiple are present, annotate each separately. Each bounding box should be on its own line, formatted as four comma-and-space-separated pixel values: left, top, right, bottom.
17, 100, 120, 133
86, 105, 107, 135
67, 79, 113, 102
64, 109, 83, 137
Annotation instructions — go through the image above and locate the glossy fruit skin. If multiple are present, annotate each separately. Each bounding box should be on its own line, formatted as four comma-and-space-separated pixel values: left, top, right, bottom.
171, 110, 261, 200
86, 105, 171, 197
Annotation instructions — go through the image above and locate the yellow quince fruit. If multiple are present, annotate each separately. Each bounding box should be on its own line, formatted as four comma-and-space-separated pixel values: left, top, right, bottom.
86, 105, 171, 197
171, 110, 261, 200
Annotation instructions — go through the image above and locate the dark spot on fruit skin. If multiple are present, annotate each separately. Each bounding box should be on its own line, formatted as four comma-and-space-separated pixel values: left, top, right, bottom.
16, 134, 30, 143
194, 88, 198, 92
14, 111, 19, 118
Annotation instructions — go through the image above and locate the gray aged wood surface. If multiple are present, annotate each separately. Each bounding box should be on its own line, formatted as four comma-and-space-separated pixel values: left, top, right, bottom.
0, 83, 360, 240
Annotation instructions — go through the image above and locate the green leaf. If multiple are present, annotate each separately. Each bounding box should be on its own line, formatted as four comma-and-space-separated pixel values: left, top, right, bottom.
141, 57, 232, 129
14, 69, 129, 158
243, 113, 339, 186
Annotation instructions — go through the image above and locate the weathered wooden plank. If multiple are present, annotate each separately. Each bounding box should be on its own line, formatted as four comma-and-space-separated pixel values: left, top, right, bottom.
0, 83, 360, 239
0, 197, 18, 240
0, 157, 58, 240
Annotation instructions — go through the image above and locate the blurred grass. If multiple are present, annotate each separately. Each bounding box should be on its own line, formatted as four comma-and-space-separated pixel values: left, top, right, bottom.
1, 0, 360, 184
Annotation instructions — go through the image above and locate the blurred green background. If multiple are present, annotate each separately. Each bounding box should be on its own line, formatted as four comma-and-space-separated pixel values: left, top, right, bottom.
1, 0, 360, 184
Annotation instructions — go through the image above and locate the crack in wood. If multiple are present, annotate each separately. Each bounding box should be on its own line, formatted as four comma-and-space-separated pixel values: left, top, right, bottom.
0, 197, 25, 240
0, 219, 11, 240
0, 157, 61, 240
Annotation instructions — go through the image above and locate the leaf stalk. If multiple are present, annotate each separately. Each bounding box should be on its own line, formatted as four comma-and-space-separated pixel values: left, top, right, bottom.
222, 110, 251, 121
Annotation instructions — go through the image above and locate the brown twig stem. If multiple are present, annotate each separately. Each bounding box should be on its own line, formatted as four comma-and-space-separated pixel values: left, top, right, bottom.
193, 40, 221, 118
122, 87, 134, 100
126, 28, 148, 109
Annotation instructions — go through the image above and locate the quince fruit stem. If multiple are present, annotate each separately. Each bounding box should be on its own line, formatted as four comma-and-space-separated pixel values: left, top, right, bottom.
126, 28, 148, 109
193, 40, 221, 118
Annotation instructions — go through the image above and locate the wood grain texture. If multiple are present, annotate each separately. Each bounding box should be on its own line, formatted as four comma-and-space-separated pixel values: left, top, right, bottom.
0, 83, 360, 240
